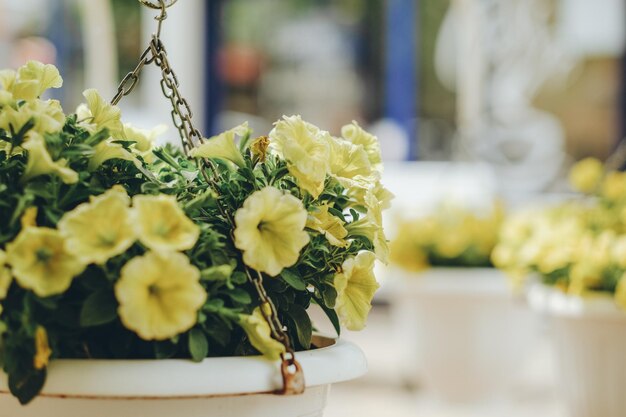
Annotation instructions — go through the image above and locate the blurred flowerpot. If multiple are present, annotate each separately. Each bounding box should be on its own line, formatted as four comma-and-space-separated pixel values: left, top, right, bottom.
389, 267, 536, 402
0, 337, 366, 417
528, 285, 626, 417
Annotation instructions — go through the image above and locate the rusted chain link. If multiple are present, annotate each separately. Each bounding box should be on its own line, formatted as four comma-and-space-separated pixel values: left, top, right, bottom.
110, 0, 305, 395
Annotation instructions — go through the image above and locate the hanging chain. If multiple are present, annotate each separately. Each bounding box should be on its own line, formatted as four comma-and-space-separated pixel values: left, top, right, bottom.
112, 0, 305, 395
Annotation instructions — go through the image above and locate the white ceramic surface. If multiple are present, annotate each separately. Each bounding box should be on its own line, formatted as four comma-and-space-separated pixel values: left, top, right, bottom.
529, 285, 626, 417
389, 267, 537, 402
0, 338, 367, 417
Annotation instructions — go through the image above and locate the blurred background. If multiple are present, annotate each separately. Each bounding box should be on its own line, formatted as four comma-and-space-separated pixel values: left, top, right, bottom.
1, 0, 625, 415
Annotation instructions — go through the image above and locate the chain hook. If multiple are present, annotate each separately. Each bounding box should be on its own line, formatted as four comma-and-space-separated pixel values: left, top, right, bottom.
155, 0, 168, 38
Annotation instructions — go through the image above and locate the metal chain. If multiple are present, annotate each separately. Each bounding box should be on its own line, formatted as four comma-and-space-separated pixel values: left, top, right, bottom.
111, 0, 305, 395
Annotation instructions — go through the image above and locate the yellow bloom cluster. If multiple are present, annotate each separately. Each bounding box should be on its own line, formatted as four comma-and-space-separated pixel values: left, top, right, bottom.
494, 158, 626, 304
390, 201, 504, 271
1, 186, 205, 340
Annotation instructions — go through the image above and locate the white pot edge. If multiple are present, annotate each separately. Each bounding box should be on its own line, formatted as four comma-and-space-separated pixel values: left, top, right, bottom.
527, 284, 626, 320
383, 266, 512, 297
0, 338, 367, 399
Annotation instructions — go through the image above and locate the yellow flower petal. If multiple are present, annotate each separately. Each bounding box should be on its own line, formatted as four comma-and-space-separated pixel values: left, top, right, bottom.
58, 187, 136, 264
249, 135, 270, 162
22, 133, 79, 184
132, 194, 200, 252
269, 115, 330, 198
189, 122, 248, 167
6, 227, 85, 297
123, 123, 167, 163
306, 204, 349, 247
115, 251, 206, 340
334, 251, 379, 331
341, 121, 382, 172
329, 136, 372, 182
88, 139, 141, 171
20, 206, 38, 229
234, 187, 309, 276
238, 307, 286, 361
77, 89, 124, 136
15, 61, 63, 100
33, 326, 52, 370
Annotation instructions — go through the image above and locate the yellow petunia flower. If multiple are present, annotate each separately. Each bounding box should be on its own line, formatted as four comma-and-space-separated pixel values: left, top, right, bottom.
76, 89, 124, 137
14, 61, 63, 100
88, 138, 141, 171
6, 227, 85, 297
21, 133, 79, 184
234, 187, 310, 276
328, 136, 372, 184
569, 157, 604, 193
123, 123, 167, 163
189, 122, 248, 168
0, 250, 12, 299
269, 115, 330, 199
364, 189, 389, 264
341, 121, 383, 172
58, 186, 136, 264
334, 251, 379, 331
115, 251, 207, 340
0, 99, 65, 136
306, 204, 349, 247
33, 326, 52, 370
238, 306, 286, 361
132, 194, 200, 252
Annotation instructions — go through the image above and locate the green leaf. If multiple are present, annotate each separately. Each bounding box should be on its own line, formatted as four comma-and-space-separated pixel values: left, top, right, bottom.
188, 328, 208, 362
154, 341, 178, 359
321, 285, 337, 309
281, 269, 306, 291
8, 368, 46, 405
79, 289, 118, 327
318, 301, 341, 337
288, 304, 312, 349
227, 288, 252, 305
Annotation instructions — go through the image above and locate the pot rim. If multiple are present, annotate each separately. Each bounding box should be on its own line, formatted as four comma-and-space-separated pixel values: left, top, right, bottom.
527, 284, 626, 320
0, 337, 367, 400
385, 266, 512, 298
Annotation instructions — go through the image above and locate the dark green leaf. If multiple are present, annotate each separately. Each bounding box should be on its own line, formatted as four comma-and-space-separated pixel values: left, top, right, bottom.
288, 304, 312, 349
8, 368, 46, 405
281, 269, 306, 291
188, 328, 208, 362
227, 288, 252, 305
79, 289, 118, 327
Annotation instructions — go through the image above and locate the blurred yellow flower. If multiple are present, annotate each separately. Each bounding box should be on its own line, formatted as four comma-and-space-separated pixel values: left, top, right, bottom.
334, 251, 379, 331
22, 133, 78, 184
569, 157, 604, 193
238, 307, 286, 361
58, 186, 136, 264
601, 171, 626, 202
234, 187, 309, 276
115, 251, 206, 340
341, 121, 382, 172
306, 204, 349, 247
389, 224, 429, 272
6, 227, 85, 297
269, 115, 330, 198
0, 99, 65, 135
33, 326, 52, 370
132, 194, 200, 252
0, 250, 12, 299
77, 89, 124, 136
20, 206, 38, 228
189, 122, 248, 167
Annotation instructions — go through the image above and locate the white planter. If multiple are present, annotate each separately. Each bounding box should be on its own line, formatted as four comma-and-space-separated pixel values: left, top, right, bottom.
528, 285, 626, 417
0, 338, 366, 417
389, 267, 537, 402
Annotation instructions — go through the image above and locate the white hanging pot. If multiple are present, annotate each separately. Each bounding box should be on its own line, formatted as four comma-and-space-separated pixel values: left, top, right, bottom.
388, 267, 537, 402
0, 337, 366, 417
528, 285, 626, 417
